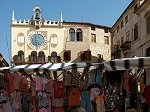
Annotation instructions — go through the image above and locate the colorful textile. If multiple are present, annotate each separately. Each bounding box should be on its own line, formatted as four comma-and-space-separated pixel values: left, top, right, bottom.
96, 95, 105, 112
68, 88, 80, 107
63, 71, 72, 86
19, 76, 28, 92
37, 92, 48, 108
123, 71, 130, 91
13, 73, 21, 90
7, 74, 15, 93
80, 91, 93, 112
33, 76, 42, 91
53, 81, 64, 98
104, 85, 118, 111
71, 72, 81, 87
90, 88, 100, 101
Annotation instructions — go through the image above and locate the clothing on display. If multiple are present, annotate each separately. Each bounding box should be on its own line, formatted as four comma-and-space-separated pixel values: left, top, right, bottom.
0, 68, 109, 112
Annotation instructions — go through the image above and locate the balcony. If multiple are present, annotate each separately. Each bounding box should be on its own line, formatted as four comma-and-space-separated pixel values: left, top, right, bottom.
120, 41, 131, 52
111, 45, 121, 59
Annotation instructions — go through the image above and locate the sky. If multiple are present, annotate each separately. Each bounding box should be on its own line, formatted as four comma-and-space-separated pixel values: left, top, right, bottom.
0, 0, 131, 64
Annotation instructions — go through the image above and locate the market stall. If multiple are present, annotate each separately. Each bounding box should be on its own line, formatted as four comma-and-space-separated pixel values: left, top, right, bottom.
0, 57, 150, 112
103, 57, 150, 112
0, 62, 104, 112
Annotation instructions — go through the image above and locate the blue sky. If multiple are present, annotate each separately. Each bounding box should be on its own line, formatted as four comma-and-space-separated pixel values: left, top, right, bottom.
0, 0, 131, 64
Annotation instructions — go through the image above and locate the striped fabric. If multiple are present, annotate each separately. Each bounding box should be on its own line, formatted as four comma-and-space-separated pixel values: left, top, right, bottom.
104, 57, 150, 71
0, 62, 101, 72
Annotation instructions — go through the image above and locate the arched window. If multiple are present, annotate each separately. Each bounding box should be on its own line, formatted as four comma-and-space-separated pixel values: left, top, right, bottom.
30, 51, 37, 62
69, 28, 75, 41
18, 50, 24, 62
38, 51, 45, 63
76, 29, 83, 41
51, 51, 58, 63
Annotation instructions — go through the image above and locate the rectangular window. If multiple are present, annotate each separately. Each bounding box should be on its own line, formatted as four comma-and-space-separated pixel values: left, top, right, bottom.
134, 4, 138, 12
146, 47, 150, 56
91, 26, 95, 31
121, 36, 124, 44
117, 26, 119, 33
104, 29, 109, 33
146, 15, 150, 34
134, 23, 138, 41
121, 21, 124, 28
104, 36, 109, 45
91, 34, 96, 42
63, 50, 71, 61
126, 31, 130, 41
125, 15, 128, 24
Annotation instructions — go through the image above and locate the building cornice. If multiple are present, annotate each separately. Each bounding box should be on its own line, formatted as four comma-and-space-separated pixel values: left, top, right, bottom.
63, 21, 111, 29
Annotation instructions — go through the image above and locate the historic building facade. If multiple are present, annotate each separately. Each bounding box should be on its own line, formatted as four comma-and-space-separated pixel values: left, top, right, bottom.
11, 6, 111, 65
111, 0, 150, 59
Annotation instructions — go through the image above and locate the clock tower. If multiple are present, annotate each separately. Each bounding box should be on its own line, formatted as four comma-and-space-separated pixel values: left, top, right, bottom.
11, 6, 65, 65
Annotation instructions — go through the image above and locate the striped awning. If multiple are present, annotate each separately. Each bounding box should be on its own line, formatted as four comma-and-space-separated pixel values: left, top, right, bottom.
103, 57, 150, 71
0, 62, 101, 72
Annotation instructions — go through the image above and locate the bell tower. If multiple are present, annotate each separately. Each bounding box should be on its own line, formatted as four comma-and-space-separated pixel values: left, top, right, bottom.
30, 5, 44, 29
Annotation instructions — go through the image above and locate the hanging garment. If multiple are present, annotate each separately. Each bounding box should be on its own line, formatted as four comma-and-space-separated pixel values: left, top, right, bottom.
63, 71, 72, 86
95, 70, 103, 85
33, 76, 43, 91
2, 89, 8, 101
52, 98, 64, 107
19, 76, 28, 92
21, 93, 29, 111
96, 95, 106, 112
7, 73, 15, 93
80, 91, 93, 112
68, 88, 80, 107
3, 101, 13, 112
128, 75, 136, 93
0, 106, 4, 112
31, 81, 36, 97
39, 108, 48, 112
71, 72, 81, 87
87, 70, 103, 86
45, 78, 54, 99
40, 74, 49, 91
104, 85, 118, 112
54, 107, 64, 112
76, 108, 86, 112
46, 94, 52, 112
13, 72, 21, 90
123, 71, 130, 92
90, 88, 100, 102
10, 91, 21, 111
53, 81, 64, 99
37, 92, 48, 109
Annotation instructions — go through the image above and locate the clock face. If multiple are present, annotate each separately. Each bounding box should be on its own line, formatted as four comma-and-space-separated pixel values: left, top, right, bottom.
28, 31, 47, 49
